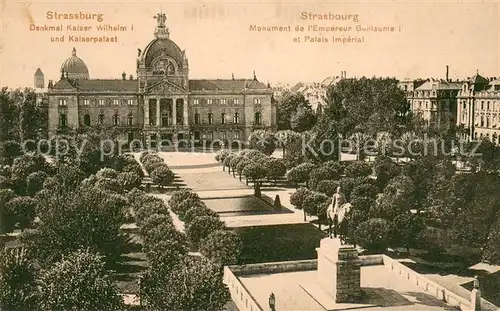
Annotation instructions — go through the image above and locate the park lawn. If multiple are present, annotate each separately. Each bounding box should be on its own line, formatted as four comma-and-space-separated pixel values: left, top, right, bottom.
233, 223, 327, 264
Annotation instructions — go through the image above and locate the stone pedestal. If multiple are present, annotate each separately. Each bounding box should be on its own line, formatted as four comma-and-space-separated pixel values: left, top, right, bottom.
471, 288, 481, 311
316, 238, 361, 303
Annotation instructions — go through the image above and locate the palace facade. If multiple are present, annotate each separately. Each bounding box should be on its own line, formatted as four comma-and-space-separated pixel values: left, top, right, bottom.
41, 13, 275, 147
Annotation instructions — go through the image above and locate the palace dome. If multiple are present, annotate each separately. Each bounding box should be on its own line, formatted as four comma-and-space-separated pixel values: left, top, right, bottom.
60, 48, 89, 79
143, 38, 184, 69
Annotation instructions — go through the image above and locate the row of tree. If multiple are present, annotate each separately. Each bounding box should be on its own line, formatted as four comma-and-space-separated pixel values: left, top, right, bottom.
139, 151, 175, 187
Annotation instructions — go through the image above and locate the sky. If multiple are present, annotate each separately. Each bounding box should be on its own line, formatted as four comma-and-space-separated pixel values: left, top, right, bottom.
1, 0, 499, 88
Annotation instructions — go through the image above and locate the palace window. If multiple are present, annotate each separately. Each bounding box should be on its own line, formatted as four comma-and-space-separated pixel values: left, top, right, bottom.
83, 114, 91, 126
194, 131, 200, 140
207, 99, 213, 105
254, 98, 261, 104
127, 99, 134, 106
234, 98, 239, 104
98, 114, 105, 125
481, 101, 484, 110
59, 114, 67, 127
487, 101, 490, 111
234, 131, 240, 139
481, 116, 485, 127
221, 113, 226, 124
161, 115, 169, 127
194, 113, 200, 125
98, 99, 105, 106
486, 116, 490, 128
128, 114, 134, 126
59, 99, 67, 106
220, 99, 226, 105
113, 99, 119, 106
221, 131, 226, 139
233, 112, 239, 124
254, 112, 261, 125
194, 99, 200, 105
113, 114, 120, 126
208, 113, 213, 125
83, 99, 90, 106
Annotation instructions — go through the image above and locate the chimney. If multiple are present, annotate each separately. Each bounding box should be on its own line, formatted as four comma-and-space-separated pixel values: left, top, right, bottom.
122, 72, 126, 80
446, 65, 449, 82
344, 71, 347, 78
129, 74, 133, 80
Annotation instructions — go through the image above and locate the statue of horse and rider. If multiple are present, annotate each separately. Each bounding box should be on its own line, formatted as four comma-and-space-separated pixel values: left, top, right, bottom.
326, 186, 353, 245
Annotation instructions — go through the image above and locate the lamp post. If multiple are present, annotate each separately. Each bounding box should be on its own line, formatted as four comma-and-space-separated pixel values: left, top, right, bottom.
269, 292, 276, 311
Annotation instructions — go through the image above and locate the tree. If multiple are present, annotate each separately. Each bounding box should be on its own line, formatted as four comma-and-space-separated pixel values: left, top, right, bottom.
265, 158, 286, 185
23, 186, 128, 266
95, 167, 118, 180
285, 162, 316, 188
141, 256, 230, 311
355, 218, 392, 253
291, 105, 316, 132
5, 196, 36, 231
10, 153, 49, 194
315, 180, 340, 196
309, 165, 341, 190
38, 249, 124, 311
200, 230, 242, 266
229, 155, 244, 177
0, 140, 22, 166
390, 213, 425, 254
373, 155, 401, 190
117, 171, 142, 190
277, 92, 312, 130
344, 161, 373, 178
242, 162, 266, 185
373, 175, 414, 220
183, 204, 218, 224
150, 165, 175, 187
301, 191, 330, 220
247, 130, 277, 156
318, 77, 411, 138
0, 247, 37, 311
0, 189, 17, 233
223, 155, 234, 174
26, 171, 48, 196
350, 183, 378, 200
186, 216, 225, 248
483, 218, 500, 264
236, 158, 252, 181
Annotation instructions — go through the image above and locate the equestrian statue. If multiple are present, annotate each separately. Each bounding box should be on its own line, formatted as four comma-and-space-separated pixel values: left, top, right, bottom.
326, 186, 353, 244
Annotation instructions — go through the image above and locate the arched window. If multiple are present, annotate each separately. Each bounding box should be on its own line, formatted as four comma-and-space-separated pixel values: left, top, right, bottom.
221, 113, 226, 124
98, 114, 105, 125
194, 113, 200, 125
113, 114, 120, 126
208, 113, 213, 125
254, 112, 261, 125
128, 114, 133, 126
83, 114, 91, 126
233, 112, 239, 124
59, 114, 67, 127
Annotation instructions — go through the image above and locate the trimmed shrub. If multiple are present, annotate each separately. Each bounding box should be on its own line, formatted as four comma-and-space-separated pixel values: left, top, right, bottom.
186, 216, 225, 248
355, 218, 392, 253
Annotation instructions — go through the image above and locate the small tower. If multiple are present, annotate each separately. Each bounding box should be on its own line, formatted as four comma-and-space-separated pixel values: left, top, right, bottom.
34, 68, 44, 88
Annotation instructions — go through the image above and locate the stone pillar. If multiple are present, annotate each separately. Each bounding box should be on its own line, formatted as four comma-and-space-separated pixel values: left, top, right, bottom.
156, 97, 161, 127
183, 97, 189, 126
316, 238, 361, 303
172, 98, 177, 126
470, 276, 481, 311
144, 97, 150, 126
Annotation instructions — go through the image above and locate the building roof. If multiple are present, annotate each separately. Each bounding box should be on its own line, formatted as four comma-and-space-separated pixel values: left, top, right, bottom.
51, 78, 268, 92
142, 38, 185, 69
188, 79, 268, 91
291, 82, 305, 92
60, 48, 89, 80
34, 68, 43, 76
415, 80, 462, 91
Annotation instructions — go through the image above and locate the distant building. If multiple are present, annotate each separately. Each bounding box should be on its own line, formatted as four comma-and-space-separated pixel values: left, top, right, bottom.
290, 71, 346, 111
457, 73, 500, 142
41, 13, 275, 147
34, 68, 44, 89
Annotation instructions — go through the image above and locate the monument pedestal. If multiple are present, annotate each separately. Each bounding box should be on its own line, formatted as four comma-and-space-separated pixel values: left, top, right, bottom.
316, 238, 361, 303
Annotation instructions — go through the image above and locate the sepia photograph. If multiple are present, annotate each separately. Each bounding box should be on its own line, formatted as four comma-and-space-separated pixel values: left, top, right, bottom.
0, 0, 499, 310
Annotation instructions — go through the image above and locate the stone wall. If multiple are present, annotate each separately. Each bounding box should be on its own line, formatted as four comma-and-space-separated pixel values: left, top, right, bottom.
223, 266, 264, 311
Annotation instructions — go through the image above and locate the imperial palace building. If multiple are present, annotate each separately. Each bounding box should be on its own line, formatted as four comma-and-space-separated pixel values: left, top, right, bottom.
42, 13, 275, 147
